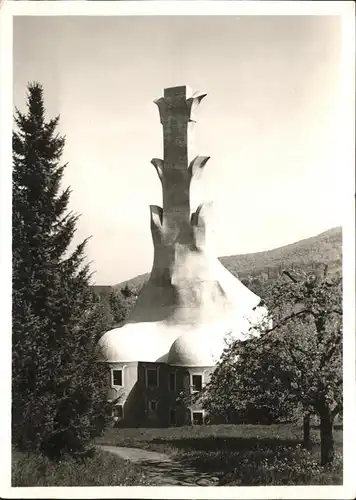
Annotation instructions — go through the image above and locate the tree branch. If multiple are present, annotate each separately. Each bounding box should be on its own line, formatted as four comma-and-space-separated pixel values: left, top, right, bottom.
320, 334, 342, 369
282, 270, 298, 283
331, 403, 342, 419
262, 309, 310, 336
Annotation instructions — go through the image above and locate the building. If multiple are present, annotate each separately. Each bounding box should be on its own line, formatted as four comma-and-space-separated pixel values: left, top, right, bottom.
98, 86, 268, 427
100, 327, 222, 427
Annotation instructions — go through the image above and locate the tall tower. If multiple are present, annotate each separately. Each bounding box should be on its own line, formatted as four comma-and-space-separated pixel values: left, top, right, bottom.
127, 85, 260, 328
100, 86, 266, 363
151, 85, 209, 240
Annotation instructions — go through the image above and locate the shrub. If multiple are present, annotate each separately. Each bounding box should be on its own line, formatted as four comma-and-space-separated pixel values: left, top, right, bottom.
12, 449, 151, 486
219, 445, 342, 485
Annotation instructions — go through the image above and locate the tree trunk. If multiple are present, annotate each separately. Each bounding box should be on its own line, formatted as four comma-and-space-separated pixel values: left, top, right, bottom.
319, 410, 334, 465
303, 413, 312, 449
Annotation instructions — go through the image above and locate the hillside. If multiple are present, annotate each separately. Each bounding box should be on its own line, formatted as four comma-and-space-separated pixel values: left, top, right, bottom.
220, 226, 342, 280
93, 227, 341, 294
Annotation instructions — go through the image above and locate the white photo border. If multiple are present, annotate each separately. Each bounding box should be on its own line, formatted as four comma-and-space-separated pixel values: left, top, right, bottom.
0, 1, 355, 499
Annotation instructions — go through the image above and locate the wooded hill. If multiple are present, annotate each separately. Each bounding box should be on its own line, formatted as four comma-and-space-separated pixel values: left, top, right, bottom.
92, 227, 341, 296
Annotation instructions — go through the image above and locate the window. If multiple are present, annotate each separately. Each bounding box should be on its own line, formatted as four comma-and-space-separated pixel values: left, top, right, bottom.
169, 409, 177, 426
192, 374, 203, 392
112, 405, 123, 420
149, 400, 158, 412
112, 369, 123, 387
146, 368, 158, 387
192, 411, 204, 425
169, 372, 176, 391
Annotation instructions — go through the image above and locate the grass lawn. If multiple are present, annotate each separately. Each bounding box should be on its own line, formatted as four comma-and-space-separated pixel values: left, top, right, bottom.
96, 423, 343, 485
12, 448, 152, 486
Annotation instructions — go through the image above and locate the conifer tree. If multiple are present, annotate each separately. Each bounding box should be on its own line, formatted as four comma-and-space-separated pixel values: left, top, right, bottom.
108, 287, 137, 327
12, 82, 111, 459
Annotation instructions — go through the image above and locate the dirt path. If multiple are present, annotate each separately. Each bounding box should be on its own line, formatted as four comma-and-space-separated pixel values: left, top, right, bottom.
99, 445, 220, 486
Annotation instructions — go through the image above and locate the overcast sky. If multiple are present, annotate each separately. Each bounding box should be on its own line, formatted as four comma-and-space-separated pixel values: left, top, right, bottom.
13, 15, 344, 285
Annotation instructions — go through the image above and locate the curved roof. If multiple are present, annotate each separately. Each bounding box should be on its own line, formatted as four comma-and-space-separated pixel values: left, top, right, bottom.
167, 329, 226, 367
98, 328, 144, 363
97, 324, 170, 363
98, 305, 270, 365
167, 305, 270, 367
97, 321, 182, 363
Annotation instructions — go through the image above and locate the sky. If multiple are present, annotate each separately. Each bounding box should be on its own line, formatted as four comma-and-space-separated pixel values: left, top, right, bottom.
13, 15, 345, 285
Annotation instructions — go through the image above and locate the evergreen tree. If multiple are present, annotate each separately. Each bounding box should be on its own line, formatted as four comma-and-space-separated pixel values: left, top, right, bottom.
12, 82, 111, 459
121, 284, 134, 299
108, 286, 137, 327
108, 290, 128, 326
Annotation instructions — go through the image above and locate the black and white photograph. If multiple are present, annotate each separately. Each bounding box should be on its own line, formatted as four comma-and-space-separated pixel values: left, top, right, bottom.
0, 1, 355, 498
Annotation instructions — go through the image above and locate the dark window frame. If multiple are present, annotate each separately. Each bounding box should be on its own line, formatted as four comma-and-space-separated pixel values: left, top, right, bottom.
192, 411, 204, 425
192, 373, 203, 392
112, 369, 123, 387
169, 371, 176, 391
149, 400, 158, 412
146, 367, 159, 387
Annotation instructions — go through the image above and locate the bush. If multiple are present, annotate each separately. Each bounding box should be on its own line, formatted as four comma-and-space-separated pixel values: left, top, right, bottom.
12, 449, 152, 486
218, 445, 342, 485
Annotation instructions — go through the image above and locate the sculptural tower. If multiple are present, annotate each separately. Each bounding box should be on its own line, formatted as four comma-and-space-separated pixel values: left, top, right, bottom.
100, 86, 265, 363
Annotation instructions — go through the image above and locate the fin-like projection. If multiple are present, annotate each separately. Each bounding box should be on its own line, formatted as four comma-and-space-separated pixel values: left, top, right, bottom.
191, 201, 214, 249
150, 205, 163, 227
153, 97, 167, 125
151, 158, 164, 183
191, 201, 214, 227
190, 204, 202, 227
150, 205, 163, 242
188, 155, 210, 181
186, 92, 207, 123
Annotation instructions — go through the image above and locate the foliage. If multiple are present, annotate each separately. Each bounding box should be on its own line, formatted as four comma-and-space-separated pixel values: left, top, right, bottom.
12, 449, 151, 486
92, 285, 137, 328
217, 445, 342, 486
201, 268, 342, 465
108, 288, 136, 326
12, 82, 111, 459
120, 283, 136, 299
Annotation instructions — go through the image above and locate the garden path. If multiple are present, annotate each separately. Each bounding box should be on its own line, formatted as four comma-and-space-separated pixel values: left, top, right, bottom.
99, 445, 219, 486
